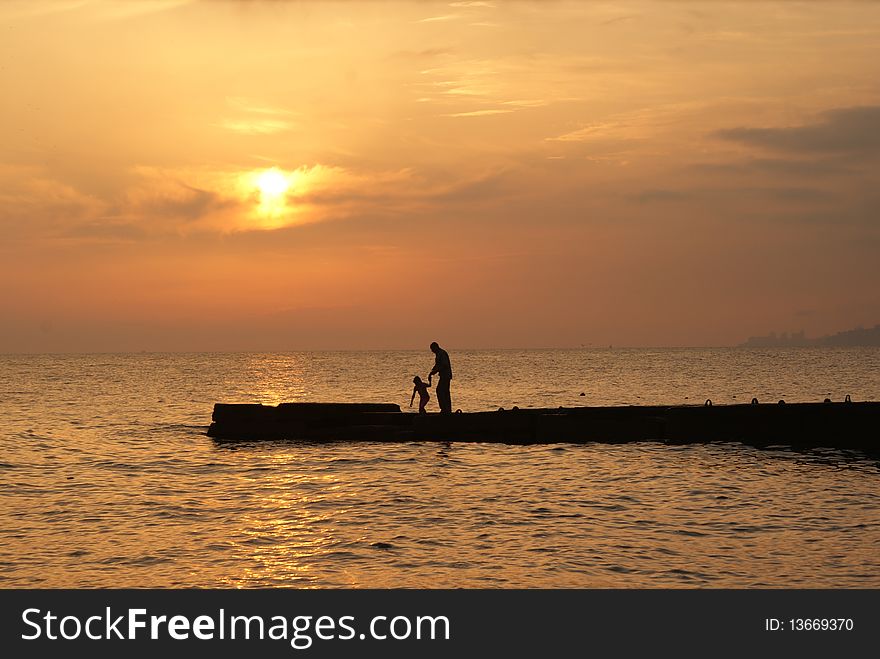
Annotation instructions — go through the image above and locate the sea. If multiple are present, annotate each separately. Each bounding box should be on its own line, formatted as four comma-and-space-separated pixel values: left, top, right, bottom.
1, 348, 878, 588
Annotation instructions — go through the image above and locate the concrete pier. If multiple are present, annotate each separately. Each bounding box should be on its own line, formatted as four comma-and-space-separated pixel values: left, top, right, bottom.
207, 401, 879, 450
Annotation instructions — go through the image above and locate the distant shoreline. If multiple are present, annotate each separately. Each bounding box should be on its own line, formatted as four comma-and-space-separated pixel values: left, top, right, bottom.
3, 344, 880, 357
740, 324, 880, 348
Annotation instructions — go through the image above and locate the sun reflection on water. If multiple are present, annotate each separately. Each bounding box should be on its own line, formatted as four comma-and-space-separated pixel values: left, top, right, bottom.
216, 451, 352, 588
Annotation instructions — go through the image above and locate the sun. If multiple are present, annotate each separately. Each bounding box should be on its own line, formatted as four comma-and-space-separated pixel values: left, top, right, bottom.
257, 168, 290, 200
252, 168, 293, 220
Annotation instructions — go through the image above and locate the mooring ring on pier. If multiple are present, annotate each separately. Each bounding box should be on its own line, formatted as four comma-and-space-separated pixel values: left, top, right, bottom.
845, 394, 852, 403
704, 399, 712, 407
751, 397, 759, 405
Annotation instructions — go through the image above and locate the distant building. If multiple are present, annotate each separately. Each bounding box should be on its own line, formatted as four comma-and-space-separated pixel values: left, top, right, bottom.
740, 325, 880, 347
741, 329, 810, 347
818, 324, 880, 347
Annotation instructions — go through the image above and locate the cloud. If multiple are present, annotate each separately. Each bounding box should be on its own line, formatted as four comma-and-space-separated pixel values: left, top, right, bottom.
601, 14, 638, 26
443, 108, 514, 117
690, 157, 852, 177
217, 97, 296, 135
62, 221, 148, 242
546, 102, 710, 144
0, 165, 244, 241
0, 159, 515, 244
715, 106, 880, 155
216, 118, 295, 135
502, 99, 550, 108
756, 188, 880, 228
292, 168, 512, 211
442, 86, 490, 96
0, 165, 107, 238
426, 171, 512, 203
123, 179, 238, 223
390, 47, 454, 60
415, 14, 460, 24
629, 185, 834, 206
630, 189, 694, 204
549, 122, 623, 142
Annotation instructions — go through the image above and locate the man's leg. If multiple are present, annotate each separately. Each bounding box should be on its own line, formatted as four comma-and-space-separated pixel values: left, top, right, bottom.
438, 377, 451, 413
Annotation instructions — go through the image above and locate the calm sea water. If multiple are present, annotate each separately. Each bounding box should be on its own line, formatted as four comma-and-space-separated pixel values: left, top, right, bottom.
1, 348, 878, 588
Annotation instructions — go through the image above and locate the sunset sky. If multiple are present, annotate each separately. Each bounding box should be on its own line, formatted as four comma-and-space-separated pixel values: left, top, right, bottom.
2, 0, 879, 351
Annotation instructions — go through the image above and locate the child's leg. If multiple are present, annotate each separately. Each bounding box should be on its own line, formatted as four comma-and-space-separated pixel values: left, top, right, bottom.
419, 395, 429, 414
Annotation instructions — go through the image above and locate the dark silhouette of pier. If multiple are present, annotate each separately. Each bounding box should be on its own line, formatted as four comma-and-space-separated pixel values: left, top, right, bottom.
207, 400, 879, 451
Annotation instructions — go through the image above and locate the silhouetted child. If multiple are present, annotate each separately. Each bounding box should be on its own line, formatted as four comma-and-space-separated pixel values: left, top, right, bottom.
410, 376, 431, 414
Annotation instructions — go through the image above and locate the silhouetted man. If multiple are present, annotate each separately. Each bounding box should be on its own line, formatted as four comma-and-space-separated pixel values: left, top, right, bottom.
429, 342, 453, 414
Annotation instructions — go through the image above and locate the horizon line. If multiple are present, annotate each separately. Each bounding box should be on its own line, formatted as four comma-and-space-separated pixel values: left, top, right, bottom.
6, 344, 875, 357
